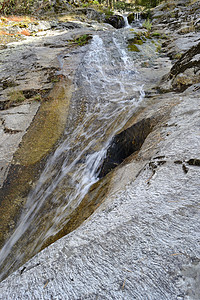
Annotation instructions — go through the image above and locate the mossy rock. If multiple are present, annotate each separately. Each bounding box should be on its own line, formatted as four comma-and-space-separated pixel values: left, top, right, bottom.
128, 37, 143, 45
156, 44, 162, 52
127, 44, 140, 52
135, 39, 143, 45
174, 53, 183, 59
9, 91, 26, 105
105, 15, 125, 29
144, 32, 152, 39
152, 32, 161, 37
135, 31, 150, 40
70, 34, 92, 46
127, 13, 135, 24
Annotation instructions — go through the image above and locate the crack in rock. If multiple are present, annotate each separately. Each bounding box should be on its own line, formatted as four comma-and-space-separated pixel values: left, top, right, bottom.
0, 117, 22, 134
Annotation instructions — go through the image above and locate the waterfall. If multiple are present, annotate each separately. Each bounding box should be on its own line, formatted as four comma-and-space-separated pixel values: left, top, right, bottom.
135, 12, 141, 22
123, 15, 131, 28
0, 32, 145, 280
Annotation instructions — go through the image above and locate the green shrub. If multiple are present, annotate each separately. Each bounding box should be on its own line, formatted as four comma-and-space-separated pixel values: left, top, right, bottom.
152, 32, 161, 37
142, 18, 152, 31
135, 0, 162, 8
33, 94, 42, 101
70, 34, 92, 47
0, 0, 35, 15
104, 8, 113, 17
114, 1, 131, 11
92, 0, 99, 5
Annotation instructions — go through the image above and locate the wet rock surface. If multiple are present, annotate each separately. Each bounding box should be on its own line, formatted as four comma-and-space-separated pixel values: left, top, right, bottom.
0, 25, 97, 269
0, 26, 96, 187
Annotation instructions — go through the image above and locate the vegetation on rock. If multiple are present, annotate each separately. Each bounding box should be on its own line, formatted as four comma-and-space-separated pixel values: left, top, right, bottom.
0, 0, 35, 14
142, 18, 152, 30
0, 0, 166, 16
70, 34, 92, 46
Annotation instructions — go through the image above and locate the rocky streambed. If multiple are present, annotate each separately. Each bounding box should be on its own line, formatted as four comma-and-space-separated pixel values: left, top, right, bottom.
0, 0, 200, 299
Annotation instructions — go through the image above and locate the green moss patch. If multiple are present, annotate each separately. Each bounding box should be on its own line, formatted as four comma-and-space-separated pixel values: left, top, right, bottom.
128, 36, 144, 44
69, 34, 92, 47
8, 90, 26, 106
127, 44, 140, 52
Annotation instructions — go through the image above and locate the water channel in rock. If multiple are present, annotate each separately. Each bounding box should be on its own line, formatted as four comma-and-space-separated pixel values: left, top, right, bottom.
0, 22, 161, 280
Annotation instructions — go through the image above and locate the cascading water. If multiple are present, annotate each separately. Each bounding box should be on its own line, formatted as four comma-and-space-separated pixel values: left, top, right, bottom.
123, 15, 131, 28
135, 12, 141, 22
0, 30, 145, 280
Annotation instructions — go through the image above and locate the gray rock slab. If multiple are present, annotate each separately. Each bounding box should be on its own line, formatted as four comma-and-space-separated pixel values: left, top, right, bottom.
0, 102, 40, 187
0, 90, 199, 299
1, 103, 39, 131
170, 33, 200, 53
0, 27, 98, 105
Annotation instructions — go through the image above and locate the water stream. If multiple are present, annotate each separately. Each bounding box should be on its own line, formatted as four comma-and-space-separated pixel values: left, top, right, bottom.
123, 15, 131, 28
0, 28, 146, 280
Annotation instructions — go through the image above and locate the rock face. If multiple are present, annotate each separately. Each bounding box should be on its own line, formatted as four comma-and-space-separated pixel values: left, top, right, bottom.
0, 103, 40, 187
0, 1, 200, 299
127, 12, 135, 24
152, 0, 200, 33
0, 31, 65, 188
0, 25, 97, 272
151, 0, 200, 92
0, 0, 74, 15
169, 41, 200, 91
152, 0, 200, 56
0, 85, 199, 299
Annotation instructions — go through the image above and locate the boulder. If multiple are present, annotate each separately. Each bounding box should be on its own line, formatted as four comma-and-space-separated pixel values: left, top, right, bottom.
127, 12, 135, 24
105, 15, 125, 29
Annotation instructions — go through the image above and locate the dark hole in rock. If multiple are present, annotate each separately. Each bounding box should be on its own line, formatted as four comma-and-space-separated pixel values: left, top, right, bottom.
99, 118, 155, 178
187, 158, 200, 166
182, 164, 189, 174
154, 155, 165, 160
174, 160, 183, 164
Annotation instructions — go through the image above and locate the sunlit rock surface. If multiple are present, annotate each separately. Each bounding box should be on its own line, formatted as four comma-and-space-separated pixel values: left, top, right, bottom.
0, 85, 199, 299
0, 1, 200, 298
